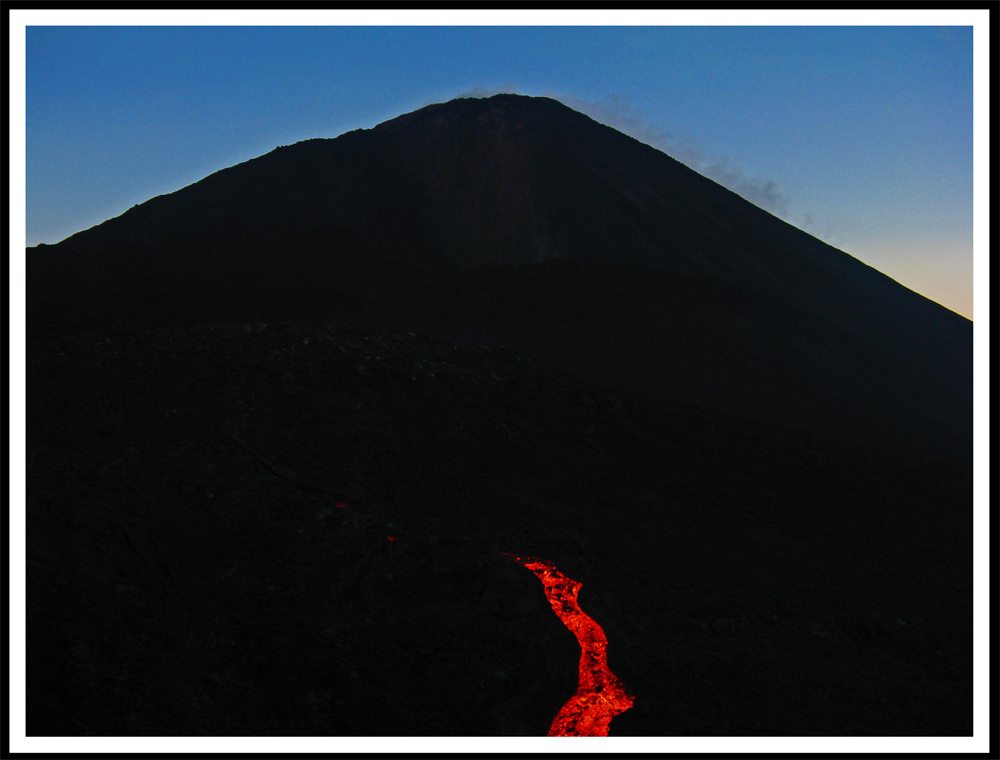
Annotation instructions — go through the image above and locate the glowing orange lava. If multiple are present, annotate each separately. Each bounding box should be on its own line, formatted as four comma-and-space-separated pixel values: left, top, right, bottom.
507, 555, 634, 736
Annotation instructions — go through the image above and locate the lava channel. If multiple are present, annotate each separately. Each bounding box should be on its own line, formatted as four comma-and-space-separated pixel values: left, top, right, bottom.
508, 555, 634, 736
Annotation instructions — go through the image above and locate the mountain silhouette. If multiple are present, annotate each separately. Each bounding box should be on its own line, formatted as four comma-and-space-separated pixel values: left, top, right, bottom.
28, 94, 970, 463
25, 94, 974, 737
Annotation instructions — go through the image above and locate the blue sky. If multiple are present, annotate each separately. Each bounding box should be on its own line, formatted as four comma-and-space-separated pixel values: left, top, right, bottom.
23, 16, 978, 318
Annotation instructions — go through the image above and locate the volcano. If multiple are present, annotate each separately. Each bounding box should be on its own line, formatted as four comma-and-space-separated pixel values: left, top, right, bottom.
25, 95, 973, 738
27, 94, 971, 463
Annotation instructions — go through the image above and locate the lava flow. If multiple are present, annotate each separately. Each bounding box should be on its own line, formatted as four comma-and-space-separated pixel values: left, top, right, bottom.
507, 555, 634, 736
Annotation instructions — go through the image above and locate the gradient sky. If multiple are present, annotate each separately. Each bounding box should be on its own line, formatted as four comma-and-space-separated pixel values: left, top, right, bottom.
22, 15, 978, 319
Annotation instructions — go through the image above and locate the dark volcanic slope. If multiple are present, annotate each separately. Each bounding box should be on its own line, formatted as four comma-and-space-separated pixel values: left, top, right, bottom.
26, 320, 972, 737
25, 95, 975, 738
27, 94, 971, 461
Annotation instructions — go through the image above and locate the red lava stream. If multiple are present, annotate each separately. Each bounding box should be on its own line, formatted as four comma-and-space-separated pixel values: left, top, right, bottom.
506, 554, 634, 736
